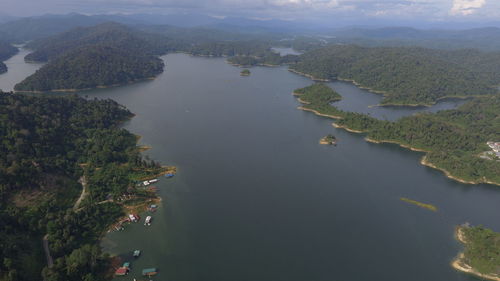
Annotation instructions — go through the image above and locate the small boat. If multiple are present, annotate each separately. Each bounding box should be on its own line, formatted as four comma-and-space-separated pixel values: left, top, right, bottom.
142, 268, 158, 276
144, 216, 152, 226
148, 179, 158, 184
165, 173, 174, 178
122, 262, 131, 269
133, 250, 141, 258
148, 204, 158, 212
143, 181, 150, 186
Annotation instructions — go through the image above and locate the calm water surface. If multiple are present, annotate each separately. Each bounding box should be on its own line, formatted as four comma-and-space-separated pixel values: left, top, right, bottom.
3, 53, 498, 281
0, 48, 42, 91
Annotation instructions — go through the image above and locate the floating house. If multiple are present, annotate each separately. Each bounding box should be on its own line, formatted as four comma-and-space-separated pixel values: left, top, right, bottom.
115, 267, 129, 276
128, 214, 140, 222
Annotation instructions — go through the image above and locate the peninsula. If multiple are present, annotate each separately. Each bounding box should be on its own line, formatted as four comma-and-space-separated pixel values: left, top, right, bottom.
453, 225, 500, 281
293, 83, 500, 186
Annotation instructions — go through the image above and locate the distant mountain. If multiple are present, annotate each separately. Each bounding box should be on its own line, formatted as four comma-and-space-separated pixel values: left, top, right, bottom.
327, 26, 500, 51
0, 14, 108, 43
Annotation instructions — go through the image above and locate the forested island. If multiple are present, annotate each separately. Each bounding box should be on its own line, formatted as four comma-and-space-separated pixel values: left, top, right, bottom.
454, 225, 500, 280
294, 83, 500, 185
0, 92, 172, 281
290, 45, 499, 106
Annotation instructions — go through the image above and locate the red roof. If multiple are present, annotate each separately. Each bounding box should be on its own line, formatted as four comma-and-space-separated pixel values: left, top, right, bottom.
115, 267, 128, 275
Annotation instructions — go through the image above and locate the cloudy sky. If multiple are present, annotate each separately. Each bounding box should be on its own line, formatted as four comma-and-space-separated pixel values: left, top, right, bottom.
2, 0, 499, 23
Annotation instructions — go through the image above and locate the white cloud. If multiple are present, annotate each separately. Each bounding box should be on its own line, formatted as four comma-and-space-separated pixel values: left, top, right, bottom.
450, 0, 486, 15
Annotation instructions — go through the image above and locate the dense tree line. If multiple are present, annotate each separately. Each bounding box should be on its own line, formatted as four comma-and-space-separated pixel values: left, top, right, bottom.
290, 45, 498, 106
228, 53, 299, 66
295, 83, 500, 184
0, 92, 163, 281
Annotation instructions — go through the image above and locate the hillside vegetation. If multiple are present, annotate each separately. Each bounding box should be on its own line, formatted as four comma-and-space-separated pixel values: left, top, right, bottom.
291, 45, 499, 106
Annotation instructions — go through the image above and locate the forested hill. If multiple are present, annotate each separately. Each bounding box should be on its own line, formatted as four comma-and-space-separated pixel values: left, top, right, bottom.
24, 22, 171, 62
16, 23, 168, 92
0, 42, 18, 74
290, 45, 499, 106
15, 45, 163, 92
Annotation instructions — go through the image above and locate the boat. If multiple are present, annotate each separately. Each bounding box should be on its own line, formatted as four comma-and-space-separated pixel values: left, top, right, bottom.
144, 216, 152, 226
122, 262, 131, 269
143, 181, 150, 186
115, 267, 129, 276
165, 173, 174, 178
142, 268, 157, 276
148, 204, 158, 212
148, 179, 158, 184
133, 250, 141, 258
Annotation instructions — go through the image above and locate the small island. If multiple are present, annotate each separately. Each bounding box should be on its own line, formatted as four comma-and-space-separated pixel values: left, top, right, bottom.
240, 69, 251, 76
453, 224, 500, 281
320, 134, 337, 145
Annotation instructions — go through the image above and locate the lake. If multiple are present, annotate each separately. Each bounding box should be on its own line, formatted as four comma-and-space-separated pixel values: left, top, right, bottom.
2, 52, 497, 281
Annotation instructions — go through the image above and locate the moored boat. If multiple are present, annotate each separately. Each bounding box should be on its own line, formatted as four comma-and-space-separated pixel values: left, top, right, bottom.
133, 250, 141, 258
144, 216, 152, 226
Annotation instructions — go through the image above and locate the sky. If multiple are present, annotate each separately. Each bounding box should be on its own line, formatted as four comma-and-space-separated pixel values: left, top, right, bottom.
1, 0, 500, 24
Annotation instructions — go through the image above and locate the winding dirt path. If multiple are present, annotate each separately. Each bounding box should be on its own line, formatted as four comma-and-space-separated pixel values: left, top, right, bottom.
73, 176, 88, 210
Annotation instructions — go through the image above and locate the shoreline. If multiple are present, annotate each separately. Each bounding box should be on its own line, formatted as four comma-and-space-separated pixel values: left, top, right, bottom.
14, 76, 158, 94
295, 98, 500, 186
452, 227, 500, 281
420, 156, 499, 186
